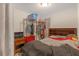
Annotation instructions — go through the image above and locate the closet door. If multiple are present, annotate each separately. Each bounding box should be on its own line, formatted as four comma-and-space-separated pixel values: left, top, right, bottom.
36, 21, 46, 40
45, 18, 50, 37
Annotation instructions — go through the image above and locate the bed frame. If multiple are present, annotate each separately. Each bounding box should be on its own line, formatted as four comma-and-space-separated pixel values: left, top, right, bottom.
49, 28, 77, 36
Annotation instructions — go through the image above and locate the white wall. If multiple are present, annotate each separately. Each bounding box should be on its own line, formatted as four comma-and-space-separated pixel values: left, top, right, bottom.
77, 4, 79, 39
0, 4, 3, 56
50, 6, 77, 28
0, 4, 6, 56
13, 4, 77, 32
13, 7, 28, 32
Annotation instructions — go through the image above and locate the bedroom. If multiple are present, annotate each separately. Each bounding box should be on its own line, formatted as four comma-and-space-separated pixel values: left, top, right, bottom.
0, 3, 79, 56
12, 3, 79, 56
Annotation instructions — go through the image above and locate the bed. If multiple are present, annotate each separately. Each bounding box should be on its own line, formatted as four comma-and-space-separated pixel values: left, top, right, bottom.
21, 28, 79, 56
48, 28, 77, 36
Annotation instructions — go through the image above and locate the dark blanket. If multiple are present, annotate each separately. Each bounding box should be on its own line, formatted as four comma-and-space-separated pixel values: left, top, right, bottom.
22, 40, 53, 56
21, 40, 79, 56
51, 45, 79, 56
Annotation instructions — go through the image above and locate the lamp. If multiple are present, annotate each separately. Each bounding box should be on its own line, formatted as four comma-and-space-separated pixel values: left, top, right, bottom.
40, 3, 51, 7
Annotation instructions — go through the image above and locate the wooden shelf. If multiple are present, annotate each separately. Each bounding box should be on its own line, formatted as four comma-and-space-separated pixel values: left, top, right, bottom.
14, 37, 25, 55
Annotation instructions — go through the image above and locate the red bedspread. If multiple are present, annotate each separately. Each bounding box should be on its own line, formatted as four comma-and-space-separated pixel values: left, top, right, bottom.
24, 35, 35, 43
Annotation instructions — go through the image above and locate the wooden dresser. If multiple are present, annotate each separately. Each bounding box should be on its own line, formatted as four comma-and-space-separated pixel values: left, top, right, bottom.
14, 37, 25, 55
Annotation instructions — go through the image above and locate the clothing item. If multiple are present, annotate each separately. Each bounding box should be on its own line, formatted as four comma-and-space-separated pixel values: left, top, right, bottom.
26, 23, 34, 35
31, 23, 34, 34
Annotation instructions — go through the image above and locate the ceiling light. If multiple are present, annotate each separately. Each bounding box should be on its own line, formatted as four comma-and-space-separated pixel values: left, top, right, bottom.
40, 3, 51, 7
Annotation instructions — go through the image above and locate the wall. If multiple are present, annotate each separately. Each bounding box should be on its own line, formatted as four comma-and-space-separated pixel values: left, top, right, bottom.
13, 7, 28, 32
0, 4, 6, 56
50, 6, 77, 28
13, 4, 77, 31
77, 4, 79, 40
0, 4, 3, 56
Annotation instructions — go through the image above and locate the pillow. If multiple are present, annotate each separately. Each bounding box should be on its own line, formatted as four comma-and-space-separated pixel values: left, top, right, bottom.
66, 34, 78, 42
49, 35, 66, 38
66, 34, 78, 39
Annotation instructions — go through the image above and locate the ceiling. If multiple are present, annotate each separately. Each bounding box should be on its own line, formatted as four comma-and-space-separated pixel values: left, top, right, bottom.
12, 3, 77, 19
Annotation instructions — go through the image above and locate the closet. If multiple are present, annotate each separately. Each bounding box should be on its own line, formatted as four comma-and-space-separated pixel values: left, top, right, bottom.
23, 13, 49, 42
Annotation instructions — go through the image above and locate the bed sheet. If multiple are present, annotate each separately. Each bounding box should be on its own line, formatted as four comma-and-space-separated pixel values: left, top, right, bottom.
40, 37, 79, 50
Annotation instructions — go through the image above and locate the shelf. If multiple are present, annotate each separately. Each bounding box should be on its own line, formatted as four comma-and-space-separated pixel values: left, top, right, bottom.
14, 37, 25, 55
15, 41, 25, 46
